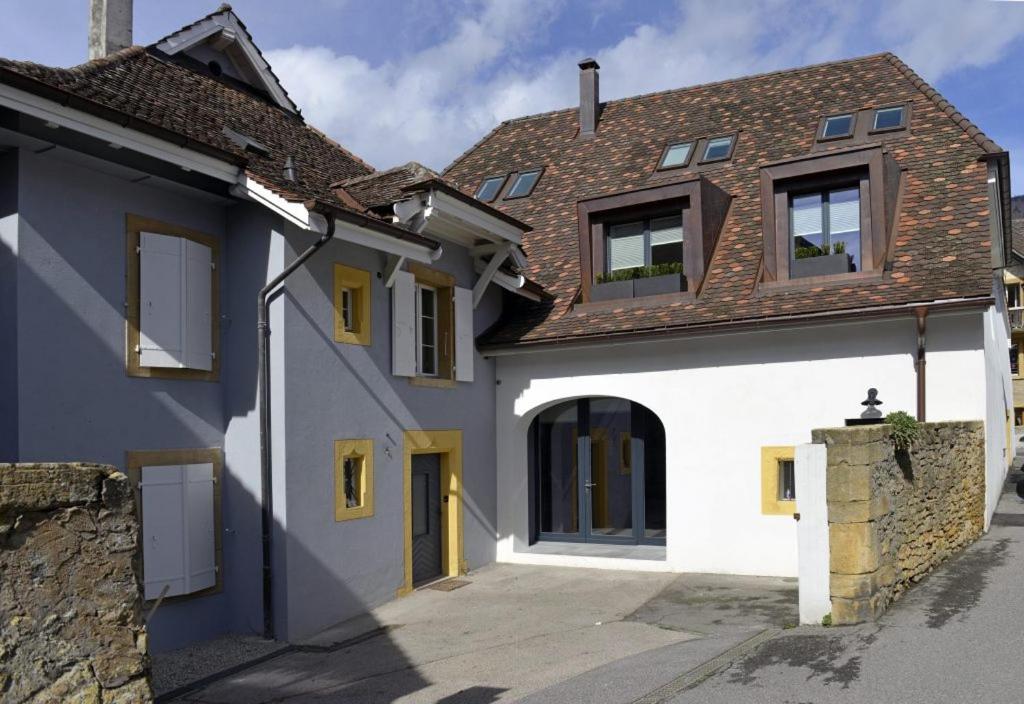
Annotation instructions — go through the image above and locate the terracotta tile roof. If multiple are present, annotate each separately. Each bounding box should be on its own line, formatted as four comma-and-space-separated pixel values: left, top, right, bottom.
335, 162, 439, 210
1014, 219, 1024, 259
444, 52, 1005, 349
0, 44, 373, 211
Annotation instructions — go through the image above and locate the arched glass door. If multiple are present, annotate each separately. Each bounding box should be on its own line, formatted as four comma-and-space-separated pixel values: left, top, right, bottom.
529, 397, 666, 545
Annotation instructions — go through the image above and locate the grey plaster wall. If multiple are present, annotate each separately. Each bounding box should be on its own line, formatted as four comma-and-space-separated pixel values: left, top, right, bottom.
0, 151, 18, 461
13, 149, 234, 651
279, 228, 501, 640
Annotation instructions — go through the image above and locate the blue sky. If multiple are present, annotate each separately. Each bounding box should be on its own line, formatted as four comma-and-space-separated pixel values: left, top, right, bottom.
2, 1, 1024, 192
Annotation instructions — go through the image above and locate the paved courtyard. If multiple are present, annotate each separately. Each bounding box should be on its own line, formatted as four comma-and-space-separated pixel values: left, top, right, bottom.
157, 564, 796, 703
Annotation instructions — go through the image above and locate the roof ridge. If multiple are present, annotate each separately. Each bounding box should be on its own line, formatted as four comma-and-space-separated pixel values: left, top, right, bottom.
337, 161, 436, 188
154, 4, 234, 47
0, 45, 145, 77
497, 51, 896, 129
882, 52, 1002, 154
442, 122, 508, 176
302, 123, 375, 174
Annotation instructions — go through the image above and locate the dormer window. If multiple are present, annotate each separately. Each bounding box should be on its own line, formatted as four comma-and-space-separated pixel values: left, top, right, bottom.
507, 169, 542, 199
607, 214, 684, 273
759, 146, 899, 287
790, 186, 861, 278
820, 114, 854, 140
475, 175, 506, 202
701, 135, 735, 163
872, 106, 905, 131
658, 142, 694, 170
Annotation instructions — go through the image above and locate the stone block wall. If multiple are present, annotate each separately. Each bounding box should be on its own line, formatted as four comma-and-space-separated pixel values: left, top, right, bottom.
813, 422, 985, 625
0, 464, 152, 703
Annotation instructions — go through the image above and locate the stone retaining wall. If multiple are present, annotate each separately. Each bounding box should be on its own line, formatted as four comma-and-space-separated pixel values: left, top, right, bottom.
0, 463, 152, 703
813, 422, 985, 625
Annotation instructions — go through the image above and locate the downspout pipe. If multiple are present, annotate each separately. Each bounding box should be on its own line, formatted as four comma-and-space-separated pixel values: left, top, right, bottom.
257, 211, 334, 640
915, 307, 928, 422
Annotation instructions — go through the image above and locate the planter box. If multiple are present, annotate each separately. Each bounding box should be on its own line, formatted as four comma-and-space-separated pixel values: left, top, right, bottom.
590, 279, 634, 302
791, 253, 852, 279
634, 273, 685, 297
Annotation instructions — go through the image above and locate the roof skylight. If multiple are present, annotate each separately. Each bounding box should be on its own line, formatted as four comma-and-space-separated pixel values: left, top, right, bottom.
873, 106, 905, 131
821, 114, 854, 139
702, 136, 734, 162
507, 169, 542, 198
658, 142, 694, 170
475, 176, 506, 202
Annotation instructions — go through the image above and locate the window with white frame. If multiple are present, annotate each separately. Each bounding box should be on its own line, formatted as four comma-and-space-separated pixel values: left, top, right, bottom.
132, 225, 217, 376
391, 268, 474, 383
416, 284, 439, 376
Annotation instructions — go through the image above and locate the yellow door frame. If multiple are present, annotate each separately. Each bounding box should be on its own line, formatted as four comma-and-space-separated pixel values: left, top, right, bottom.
399, 429, 465, 596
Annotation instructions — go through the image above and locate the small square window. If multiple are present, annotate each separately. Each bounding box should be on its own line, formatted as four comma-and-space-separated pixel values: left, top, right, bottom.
702, 136, 734, 162
1007, 283, 1021, 309
821, 114, 854, 139
873, 106, 905, 131
334, 264, 371, 345
777, 459, 795, 501
335, 439, 374, 521
475, 175, 506, 202
658, 142, 693, 170
340, 287, 354, 332
507, 169, 542, 198
343, 456, 362, 508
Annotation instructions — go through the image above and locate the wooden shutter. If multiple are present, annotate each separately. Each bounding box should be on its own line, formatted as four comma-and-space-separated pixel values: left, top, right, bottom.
185, 463, 217, 593
454, 286, 474, 383
141, 465, 187, 599
392, 270, 416, 377
140, 462, 216, 600
139, 232, 213, 371
139, 232, 185, 368
184, 239, 213, 371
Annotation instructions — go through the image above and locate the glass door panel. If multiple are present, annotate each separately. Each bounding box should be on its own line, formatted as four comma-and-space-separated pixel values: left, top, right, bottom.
587, 398, 632, 537
537, 401, 579, 535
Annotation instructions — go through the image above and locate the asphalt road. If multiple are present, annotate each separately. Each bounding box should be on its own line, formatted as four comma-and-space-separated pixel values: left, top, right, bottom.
669, 473, 1024, 704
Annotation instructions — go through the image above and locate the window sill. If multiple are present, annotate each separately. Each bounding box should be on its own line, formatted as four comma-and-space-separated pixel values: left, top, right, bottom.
409, 376, 458, 389
126, 364, 219, 382
758, 269, 886, 294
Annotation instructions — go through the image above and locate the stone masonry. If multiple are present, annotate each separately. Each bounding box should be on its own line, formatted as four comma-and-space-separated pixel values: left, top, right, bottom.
0, 464, 152, 703
813, 422, 985, 625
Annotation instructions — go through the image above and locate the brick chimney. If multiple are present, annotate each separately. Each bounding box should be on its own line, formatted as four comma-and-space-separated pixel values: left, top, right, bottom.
578, 58, 600, 137
89, 0, 133, 60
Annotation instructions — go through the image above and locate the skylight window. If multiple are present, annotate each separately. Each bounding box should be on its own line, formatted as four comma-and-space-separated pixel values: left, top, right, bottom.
702, 136, 734, 162
658, 142, 694, 170
475, 175, 506, 202
821, 114, 854, 139
873, 106, 905, 131
507, 169, 542, 198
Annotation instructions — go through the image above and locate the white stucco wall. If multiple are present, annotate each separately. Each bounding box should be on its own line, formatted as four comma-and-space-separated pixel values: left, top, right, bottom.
494, 311, 988, 578
982, 281, 1013, 526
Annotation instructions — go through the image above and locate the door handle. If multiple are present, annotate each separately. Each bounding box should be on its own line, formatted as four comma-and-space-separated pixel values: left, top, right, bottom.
584, 482, 597, 489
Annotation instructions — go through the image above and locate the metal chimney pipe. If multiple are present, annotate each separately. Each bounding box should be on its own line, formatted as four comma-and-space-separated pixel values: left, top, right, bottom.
578, 58, 600, 137
89, 0, 133, 60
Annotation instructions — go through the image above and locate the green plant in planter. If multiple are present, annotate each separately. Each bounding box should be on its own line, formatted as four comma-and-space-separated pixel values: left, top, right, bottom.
831, 241, 846, 255
596, 262, 684, 284
794, 245, 825, 259
885, 411, 919, 451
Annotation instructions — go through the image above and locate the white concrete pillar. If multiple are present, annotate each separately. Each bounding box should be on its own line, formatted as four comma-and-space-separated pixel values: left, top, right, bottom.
795, 443, 830, 624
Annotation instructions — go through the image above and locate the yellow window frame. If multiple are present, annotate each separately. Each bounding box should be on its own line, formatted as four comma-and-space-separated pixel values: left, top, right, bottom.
335, 439, 374, 521
333, 264, 372, 346
761, 446, 797, 515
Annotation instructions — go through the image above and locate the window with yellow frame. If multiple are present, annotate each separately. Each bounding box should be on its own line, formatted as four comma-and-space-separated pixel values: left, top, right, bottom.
761, 446, 796, 515
334, 264, 371, 345
335, 439, 374, 521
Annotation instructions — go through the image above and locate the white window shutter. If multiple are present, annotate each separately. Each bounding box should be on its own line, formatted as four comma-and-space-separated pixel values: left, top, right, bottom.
183, 239, 213, 371
454, 286, 474, 383
141, 465, 187, 599
184, 463, 217, 593
392, 270, 416, 377
139, 232, 185, 368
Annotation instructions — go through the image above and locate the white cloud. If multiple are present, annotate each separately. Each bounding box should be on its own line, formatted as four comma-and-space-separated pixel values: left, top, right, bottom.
267, 0, 1024, 172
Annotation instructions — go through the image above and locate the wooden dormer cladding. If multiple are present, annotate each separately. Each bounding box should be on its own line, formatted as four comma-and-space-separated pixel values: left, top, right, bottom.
759, 146, 902, 285
576, 177, 732, 303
